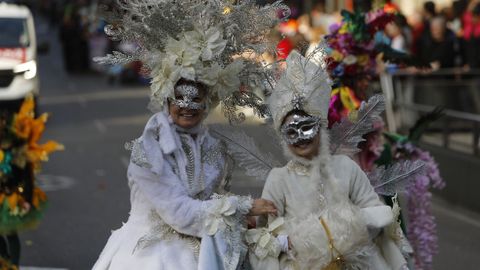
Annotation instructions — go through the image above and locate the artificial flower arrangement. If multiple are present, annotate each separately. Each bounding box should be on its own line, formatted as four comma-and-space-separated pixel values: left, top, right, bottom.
0, 96, 63, 234
326, 9, 394, 125
325, 8, 444, 270
0, 257, 17, 270
96, 1, 289, 123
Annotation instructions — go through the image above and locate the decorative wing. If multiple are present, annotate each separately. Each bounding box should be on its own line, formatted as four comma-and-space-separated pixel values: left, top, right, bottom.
210, 124, 284, 182
368, 160, 426, 196
330, 94, 385, 155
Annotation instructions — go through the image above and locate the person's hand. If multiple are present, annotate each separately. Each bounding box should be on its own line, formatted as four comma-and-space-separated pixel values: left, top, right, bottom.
248, 199, 277, 216
247, 216, 257, 229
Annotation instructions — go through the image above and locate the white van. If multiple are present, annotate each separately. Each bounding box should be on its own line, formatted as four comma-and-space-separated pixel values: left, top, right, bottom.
0, 2, 39, 107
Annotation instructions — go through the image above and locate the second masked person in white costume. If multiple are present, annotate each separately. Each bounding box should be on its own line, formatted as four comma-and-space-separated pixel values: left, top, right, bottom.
246, 50, 410, 270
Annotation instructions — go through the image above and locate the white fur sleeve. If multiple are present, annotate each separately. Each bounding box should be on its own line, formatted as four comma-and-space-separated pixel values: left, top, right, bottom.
128, 162, 252, 238
346, 156, 383, 208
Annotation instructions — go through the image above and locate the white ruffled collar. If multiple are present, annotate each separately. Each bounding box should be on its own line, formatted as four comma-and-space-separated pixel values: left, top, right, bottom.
283, 128, 332, 176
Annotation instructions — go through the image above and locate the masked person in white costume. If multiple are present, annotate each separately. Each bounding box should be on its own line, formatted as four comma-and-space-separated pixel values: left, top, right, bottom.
246, 50, 410, 270
92, 1, 290, 269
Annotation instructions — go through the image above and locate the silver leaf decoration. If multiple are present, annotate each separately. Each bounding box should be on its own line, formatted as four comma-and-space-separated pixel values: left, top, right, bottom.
329, 94, 386, 155
210, 125, 284, 182
369, 160, 427, 196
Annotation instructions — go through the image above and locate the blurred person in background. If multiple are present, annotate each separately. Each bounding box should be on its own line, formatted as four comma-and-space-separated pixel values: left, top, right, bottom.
447, 0, 467, 38
418, 16, 459, 69
462, 0, 480, 69
414, 1, 437, 54
385, 15, 411, 53
59, 0, 90, 73
423, 1, 437, 29
310, 1, 338, 35
353, 0, 372, 13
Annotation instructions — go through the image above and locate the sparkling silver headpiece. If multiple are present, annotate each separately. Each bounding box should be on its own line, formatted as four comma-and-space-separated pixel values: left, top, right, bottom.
95, 0, 290, 123
267, 46, 332, 130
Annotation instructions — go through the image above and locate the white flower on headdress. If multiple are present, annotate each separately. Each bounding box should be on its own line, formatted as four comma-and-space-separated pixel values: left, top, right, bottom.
185, 26, 227, 61
213, 59, 245, 99
165, 37, 201, 67
164, 38, 199, 81
197, 62, 222, 86
150, 55, 181, 101
343, 55, 357, 65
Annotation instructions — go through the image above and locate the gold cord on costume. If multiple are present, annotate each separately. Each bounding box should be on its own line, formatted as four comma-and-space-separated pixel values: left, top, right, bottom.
320, 218, 345, 270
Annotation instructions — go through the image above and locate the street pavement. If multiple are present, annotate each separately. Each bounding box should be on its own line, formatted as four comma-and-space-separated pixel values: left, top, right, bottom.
11, 22, 480, 270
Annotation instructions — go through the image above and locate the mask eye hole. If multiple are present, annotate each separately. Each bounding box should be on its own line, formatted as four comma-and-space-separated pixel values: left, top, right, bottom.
286, 129, 297, 139
300, 124, 315, 132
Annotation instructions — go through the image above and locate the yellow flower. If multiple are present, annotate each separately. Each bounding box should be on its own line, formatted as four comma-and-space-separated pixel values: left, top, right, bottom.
27, 141, 64, 173
11, 95, 35, 139
32, 187, 47, 209
330, 50, 344, 62
7, 193, 19, 212
339, 23, 349, 34
10, 95, 64, 173
0, 150, 4, 163
357, 54, 369, 66
223, 6, 232, 15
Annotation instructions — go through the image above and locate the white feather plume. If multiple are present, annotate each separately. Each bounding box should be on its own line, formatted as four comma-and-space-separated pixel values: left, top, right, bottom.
368, 160, 427, 196
210, 125, 284, 182
329, 94, 385, 155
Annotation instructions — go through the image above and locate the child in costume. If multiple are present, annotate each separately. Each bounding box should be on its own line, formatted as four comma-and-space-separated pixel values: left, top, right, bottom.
247, 51, 409, 270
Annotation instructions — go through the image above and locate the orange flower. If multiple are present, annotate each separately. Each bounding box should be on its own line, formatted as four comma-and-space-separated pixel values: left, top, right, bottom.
11, 95, 35, 139
28, 113, 48, 146
27, 140, 64, 173
32, 187, 47, 209
6, 193, 19, 212
11, 96, 64, 172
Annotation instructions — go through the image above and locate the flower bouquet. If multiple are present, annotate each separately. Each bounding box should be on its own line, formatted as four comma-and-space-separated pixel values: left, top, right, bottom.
0, 96, 63, 234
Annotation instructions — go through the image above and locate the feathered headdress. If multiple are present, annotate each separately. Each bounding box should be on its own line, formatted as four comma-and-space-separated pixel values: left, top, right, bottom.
268, 48, 332, 130
96, 0, 290, 122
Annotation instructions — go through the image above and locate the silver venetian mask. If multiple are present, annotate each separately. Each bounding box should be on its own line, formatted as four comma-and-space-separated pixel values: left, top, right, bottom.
171, 84, 206, 110
280, 114, 321, 145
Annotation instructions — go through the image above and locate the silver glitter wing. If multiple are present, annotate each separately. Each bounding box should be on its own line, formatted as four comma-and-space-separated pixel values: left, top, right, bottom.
329, 94, 386, 155
368, 160, 427, 196
210, 125, 284, 182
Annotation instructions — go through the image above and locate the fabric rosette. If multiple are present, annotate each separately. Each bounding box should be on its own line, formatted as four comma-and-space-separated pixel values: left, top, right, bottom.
246, 217, 285, 259
204, 194, 252, 236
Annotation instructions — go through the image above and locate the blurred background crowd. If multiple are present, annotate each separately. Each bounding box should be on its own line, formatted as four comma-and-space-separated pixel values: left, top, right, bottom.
7, 0, 480, 83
